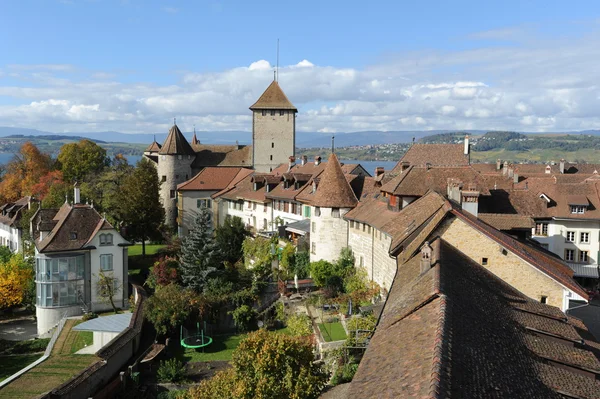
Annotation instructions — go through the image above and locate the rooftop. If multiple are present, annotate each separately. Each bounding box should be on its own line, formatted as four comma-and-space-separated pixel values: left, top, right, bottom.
249, 80, 297, 111
73, 313, 133, 333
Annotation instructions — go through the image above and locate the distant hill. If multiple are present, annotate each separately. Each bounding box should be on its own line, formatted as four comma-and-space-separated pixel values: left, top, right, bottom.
4, 134, 107, 144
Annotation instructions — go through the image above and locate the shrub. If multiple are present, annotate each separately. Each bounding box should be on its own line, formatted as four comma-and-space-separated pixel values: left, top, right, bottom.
229, 304, 257, 333
82, 312, 98, 321
286, 313, 313, 337
330, 362, 359, 386
157, 358, 186, 383
293, 251, 310, 279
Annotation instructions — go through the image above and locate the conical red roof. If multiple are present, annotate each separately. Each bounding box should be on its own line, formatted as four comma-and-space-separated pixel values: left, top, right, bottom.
310, 153, 358, 208
249, 81, 297, 111
159, 124, 195, 155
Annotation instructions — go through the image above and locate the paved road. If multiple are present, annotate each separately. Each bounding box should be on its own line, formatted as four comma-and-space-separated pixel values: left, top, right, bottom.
0, 316, 38, 341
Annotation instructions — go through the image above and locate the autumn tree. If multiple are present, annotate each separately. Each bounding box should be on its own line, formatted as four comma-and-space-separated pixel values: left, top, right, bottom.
145, 256, 179, 289
186, 329, 327, 399
180, 208, 222, 292
96, 271, 121, 314
57, 139, 109, 183
0, 254, 34, 310
0, 142, 53, 202
144, 283, 197, 335
120, 159, 164, 256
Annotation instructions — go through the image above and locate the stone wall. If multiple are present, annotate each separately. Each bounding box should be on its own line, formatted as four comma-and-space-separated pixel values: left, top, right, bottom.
310, 207, 350, 263
253, 110, 295, 173
439, 217, 566, 309
157, 154, 193, 227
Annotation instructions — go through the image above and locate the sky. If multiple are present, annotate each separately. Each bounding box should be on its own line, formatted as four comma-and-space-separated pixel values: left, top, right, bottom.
1, 0, 600, 135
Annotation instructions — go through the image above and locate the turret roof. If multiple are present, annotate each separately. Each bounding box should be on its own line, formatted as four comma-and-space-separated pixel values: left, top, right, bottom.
159, 124, 195, 155
145, 140, 162, 152
249, 81, 297, 111
310, 153, 358, 208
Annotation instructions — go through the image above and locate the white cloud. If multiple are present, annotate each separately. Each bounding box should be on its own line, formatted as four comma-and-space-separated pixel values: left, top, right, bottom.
2, 24, 600, 134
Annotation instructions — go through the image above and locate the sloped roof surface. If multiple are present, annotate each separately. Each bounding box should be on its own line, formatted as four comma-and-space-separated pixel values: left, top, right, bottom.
249, 81, 297, 111
159, 124, 195, 155
73, 312, 133, 333
478, 213, 535, 230
310, 153, 358, 208
145, 140, 162, 152
191, 145, 252, 168
347, 239, 600, 398
392, 143, 468, 171
177, 167, 249, 191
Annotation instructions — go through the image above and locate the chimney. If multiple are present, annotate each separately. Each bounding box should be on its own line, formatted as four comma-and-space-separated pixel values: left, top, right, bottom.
502, 161, 509, 175
545, 165, 551, 174
288, 156, 296, 172
496, 159, 502, 170
513, 172, 519, 184
560, 159, 565, 174
420, 242, 433, 274
301, 155, 307, 166
375, 167, 385, 177
315, 156, 322, 166
461, 187, 480, 217
507, 165, 514, 179
447, 179, 463, 204
464, 135, 470, 155
74, 182, 80, 204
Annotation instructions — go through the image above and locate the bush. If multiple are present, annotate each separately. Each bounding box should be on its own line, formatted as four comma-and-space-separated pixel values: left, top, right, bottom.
286, 313, 313, 337
157, 358, 186, 383
330, 362, 359, 386
229, 304, 257, 333
293, 251, 310, 278
82, 312, 98, 321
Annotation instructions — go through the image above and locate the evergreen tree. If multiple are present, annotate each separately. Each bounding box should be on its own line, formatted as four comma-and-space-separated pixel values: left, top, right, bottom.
121, 159, 164, 256
180, 208, 223, 292
215, 216, 250, 264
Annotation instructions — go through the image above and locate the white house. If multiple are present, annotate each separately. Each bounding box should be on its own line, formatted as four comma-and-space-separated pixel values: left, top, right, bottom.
32, 185, 130, 336
0, 196, 35, 253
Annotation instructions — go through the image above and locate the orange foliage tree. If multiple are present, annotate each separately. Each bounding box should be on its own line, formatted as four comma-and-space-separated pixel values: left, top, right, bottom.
0, 142, 53, 203
0, 255, 34, 310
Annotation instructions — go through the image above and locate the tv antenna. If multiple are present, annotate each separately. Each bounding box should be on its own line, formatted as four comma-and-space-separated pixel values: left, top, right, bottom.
276, 38, 279, 81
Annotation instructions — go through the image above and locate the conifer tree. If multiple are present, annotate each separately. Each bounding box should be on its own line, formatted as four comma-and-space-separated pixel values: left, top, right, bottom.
180, 208, 222, 292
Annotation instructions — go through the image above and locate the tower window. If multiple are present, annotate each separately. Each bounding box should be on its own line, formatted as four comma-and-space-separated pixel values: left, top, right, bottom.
270, 110, 275, 116
162, 176, 167, 182
271, 142, 274, 148
270, 155, 273, 161
262, 110, 266, 116
170, 190, 176, 199
280, 110, 285, 116
481, 258, 488, 265
540, 296, 547, 304
175, 175, 179, 179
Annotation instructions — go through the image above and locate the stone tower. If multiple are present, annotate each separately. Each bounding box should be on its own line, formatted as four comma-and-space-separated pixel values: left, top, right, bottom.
157, 123, 196, 228
250, 81, 297, 173
309, 153, 358, 263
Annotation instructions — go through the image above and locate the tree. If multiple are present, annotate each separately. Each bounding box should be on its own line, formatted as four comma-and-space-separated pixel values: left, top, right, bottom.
180, 208, 223, 292
57, 139, 109, 183
121, 159, 165, 256
185, 329, 327, 399
95, 271, 121, 314
0, 254, 34, 310
229, 304, 257, 332
309, 260, 337, 288
0, 142, 53, 203
145, 256, 179, 289
144, 284, 196, 335
215, 216, 250, 264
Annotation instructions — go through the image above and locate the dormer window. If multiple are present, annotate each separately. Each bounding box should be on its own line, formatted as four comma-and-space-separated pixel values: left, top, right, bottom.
570, 205, 586, 214
70, 232, 77, 240
100, 233, 113, 246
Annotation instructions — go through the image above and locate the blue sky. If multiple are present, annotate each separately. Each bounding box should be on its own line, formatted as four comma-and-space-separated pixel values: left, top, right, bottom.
1, 0, 600, 134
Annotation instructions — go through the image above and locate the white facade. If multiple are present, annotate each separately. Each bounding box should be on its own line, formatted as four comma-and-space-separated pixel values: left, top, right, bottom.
0, 223, 21, 253
219, 199, 273, 233
310, 206, 351, 263
178, 190, 218, 237
532, 218, 600, 277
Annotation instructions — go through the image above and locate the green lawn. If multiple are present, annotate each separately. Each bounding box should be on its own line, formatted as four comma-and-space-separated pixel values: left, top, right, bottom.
174, 334, 246, 363
318, 322, 347, 342
70, 330, 93, 354
128, 244, 166, 256
0, 354, 41, 383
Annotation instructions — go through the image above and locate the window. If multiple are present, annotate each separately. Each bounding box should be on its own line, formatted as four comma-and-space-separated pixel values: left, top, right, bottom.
481, 258, 488, 266
253, 202, 257, 210
280, 110, 285, 116
175, 174, 179, 179
350, 220, 354, 228
170, 190, 176, 199
99, 234, 113, 246
161, 176, 167, 182
311, 242, 316, 254
362, 223, 366, 232
535, 222, 548, 236
270, 110, 275, 116
271, 142, 274, 148
263, 219, 267, 230
262, 110, 266, 116
580, 232, 590, 244
570, 205, 585, 214
315, 207, 321, 217
100, 254, 113, 271
332, 208, 340, 218
264, 203, 267, 212
284, 202, 289, 213
304, 207, 311, 217
579, 250, 589, 263
197, 199, 212, 209
270, 155, 273, 161
70, 232, 78, 240
360, 256, 364, 267
564, 249, 575, 262
566, 231, 575, 242
540, 296, 547, 304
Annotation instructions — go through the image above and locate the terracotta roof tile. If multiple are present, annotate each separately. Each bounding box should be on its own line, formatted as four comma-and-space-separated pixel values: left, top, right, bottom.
310, 153, 358, 208
159, 124, 195, 156
145, 140, 161, 152
392, 143, 469, 171
177, 167, 250, 191
249, 81, 297, 111
478, 213, 535, 230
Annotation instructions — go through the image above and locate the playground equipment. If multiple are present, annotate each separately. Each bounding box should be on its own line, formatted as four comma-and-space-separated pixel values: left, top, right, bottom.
180, 321, 213, 349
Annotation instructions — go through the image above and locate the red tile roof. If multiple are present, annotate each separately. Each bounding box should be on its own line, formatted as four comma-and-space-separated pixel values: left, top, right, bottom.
310, 153, 358, 208
392, 143, 469, 171
159, 124, 195, 156
177, 167, 251, 191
